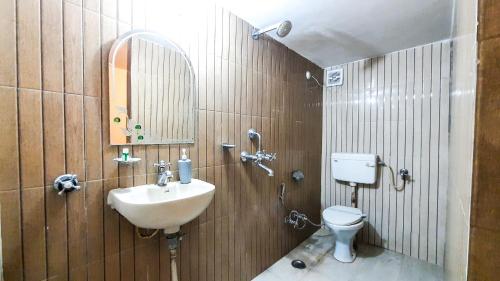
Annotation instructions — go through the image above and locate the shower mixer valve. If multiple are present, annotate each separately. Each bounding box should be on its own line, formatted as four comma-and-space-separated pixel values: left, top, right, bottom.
241, 150, 276, 162
240, 129, 276, 176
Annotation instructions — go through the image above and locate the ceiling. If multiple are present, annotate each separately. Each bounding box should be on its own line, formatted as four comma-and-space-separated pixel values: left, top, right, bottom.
218, 0, 454, 68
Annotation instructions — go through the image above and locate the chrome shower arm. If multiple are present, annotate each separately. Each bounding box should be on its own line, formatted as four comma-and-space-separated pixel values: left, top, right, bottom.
306, 70, 324, 87
310, 75, 323, 87
252, 20, 292, 40
247, 129, 262, 152
252, 22, 280, 39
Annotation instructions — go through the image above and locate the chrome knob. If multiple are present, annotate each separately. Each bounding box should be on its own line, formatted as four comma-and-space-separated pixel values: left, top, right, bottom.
154, 161, 171, 172
53, 174, 81, 196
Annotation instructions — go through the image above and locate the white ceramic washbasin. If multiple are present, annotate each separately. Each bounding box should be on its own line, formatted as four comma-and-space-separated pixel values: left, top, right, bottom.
107, 179, 215, 234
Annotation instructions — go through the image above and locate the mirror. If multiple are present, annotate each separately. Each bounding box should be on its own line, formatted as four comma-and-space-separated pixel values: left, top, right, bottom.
108, 30, 196, 145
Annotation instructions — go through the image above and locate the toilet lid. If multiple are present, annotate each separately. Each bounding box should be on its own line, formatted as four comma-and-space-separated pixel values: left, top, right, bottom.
322, 206, 363, 226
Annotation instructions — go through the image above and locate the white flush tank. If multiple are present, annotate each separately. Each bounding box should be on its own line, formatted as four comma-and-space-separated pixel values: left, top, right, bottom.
331, 153, 377, 185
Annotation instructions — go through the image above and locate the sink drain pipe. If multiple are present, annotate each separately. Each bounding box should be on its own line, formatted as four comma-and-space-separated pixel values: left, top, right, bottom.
134, 228, 181, 281
166, 232, 183, 281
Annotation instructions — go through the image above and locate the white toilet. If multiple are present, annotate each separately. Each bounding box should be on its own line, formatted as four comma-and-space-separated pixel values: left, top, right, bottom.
325, 153, 378, 262
322, 205, 364, 263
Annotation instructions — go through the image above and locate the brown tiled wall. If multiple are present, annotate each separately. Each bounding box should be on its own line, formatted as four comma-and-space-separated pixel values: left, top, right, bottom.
0, 1, 323, 280
469, 1, 500, 280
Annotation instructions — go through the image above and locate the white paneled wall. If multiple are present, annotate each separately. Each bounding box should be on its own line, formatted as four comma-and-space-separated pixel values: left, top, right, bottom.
321, 41, 450, 265
445, 0, 477, 278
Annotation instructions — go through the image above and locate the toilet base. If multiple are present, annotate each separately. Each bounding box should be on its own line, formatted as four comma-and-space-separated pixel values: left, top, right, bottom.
323, 220, 364, 263
333, 239, 357, 263
322, 206, 365, 263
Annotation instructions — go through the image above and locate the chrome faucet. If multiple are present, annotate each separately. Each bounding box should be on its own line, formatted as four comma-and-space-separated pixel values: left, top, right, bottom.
257, 162, 274, 177
240, 129, 276, 176
154, 160, 173, 186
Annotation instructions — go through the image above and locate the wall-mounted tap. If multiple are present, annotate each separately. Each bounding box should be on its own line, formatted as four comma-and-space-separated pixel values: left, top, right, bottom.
53, 174, 81, 195
154, 160, 173, 186
240, 129, 276, 176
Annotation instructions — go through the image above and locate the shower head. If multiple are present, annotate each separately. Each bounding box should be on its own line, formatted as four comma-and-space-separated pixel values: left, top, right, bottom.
305, 70, 323, 87
276, 20, 292, 37
305, 71, 312, 80
252, 20, 292, 40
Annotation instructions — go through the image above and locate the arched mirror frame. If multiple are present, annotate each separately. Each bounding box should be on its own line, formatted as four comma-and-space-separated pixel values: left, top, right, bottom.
108, 30, 197, 145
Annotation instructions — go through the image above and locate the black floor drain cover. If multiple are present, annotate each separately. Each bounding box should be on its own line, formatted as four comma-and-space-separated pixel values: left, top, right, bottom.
291, 259, 306, 269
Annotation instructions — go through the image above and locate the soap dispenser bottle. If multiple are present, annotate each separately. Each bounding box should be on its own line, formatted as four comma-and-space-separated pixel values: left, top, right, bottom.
178, 148, 192, 184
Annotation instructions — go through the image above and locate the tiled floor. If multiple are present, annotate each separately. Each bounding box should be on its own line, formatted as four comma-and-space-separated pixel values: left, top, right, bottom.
253, 229, 443, 281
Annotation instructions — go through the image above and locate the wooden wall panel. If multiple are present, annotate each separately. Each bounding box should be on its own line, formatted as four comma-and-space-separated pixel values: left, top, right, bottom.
64, 2, 84, 95
65, 94, 85, 177
0, 88, 19, 190
84, 96, 103, 181
322, 41, 450, 265
19, 90, 44, 189
22, 187, 47, 281
0, 1, 322, 281
468, 1, 500, 280
0, 189, 23, 280
42, 0, 64, 93
17, 0, 41, 89
0, 0, 16, 87
83, 9, 102, 97
45, 185, 68, 281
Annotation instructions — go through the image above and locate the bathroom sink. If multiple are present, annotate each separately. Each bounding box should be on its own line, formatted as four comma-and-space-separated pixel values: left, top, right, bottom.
107, 179, 215, 234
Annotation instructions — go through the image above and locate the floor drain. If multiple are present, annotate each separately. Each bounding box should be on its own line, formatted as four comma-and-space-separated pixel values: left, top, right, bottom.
291, 259, 306, 269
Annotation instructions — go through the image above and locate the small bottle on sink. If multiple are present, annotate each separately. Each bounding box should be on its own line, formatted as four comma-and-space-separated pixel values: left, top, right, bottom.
178, 148, 192, 184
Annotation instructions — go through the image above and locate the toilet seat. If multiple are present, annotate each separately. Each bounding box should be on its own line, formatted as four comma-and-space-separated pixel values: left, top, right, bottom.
322, 206, 363, 226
